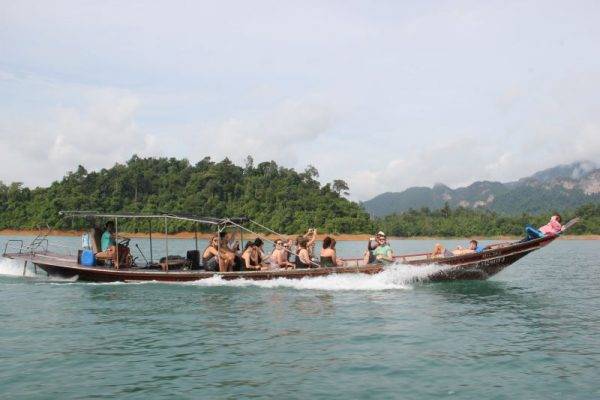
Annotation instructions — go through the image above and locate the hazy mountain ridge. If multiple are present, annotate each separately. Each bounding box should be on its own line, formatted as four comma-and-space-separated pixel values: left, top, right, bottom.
363, 161, 600, 216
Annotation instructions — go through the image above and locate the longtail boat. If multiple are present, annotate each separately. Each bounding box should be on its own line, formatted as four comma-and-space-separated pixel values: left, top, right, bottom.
1, 212, 578, 283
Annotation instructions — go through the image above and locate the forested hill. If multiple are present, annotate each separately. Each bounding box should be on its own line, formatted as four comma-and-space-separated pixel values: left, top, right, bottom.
0, 156, 372, 234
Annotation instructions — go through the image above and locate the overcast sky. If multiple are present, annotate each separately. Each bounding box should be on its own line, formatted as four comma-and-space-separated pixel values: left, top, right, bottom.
1, 0, 599, 200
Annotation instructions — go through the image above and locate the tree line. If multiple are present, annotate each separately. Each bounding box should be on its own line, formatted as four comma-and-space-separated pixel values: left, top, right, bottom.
0, 156, 598, 236
376, 203, 600, 237
0, 156, 371, 234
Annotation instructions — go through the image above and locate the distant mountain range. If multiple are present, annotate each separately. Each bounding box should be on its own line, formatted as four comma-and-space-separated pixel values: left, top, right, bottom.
362, 161, 600, 216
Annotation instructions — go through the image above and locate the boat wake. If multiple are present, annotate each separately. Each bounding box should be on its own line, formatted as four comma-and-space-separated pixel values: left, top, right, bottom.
0, 257, 36, 278
0, 257, 451, 290
187, 262, 451, 291
0, 257, 77, 282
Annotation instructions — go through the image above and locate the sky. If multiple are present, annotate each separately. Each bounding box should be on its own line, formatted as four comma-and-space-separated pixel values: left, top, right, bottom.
1, 0, 599, 200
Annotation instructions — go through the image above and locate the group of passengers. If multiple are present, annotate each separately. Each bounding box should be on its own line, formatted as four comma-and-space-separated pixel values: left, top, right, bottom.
429, 213, 566, 259
93, 210, 567, 273
201, 228, 321, 272
201, 227, 402, 272
96, 213, 567, 271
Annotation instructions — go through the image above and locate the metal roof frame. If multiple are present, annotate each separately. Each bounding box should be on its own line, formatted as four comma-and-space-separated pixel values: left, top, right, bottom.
58, 211, 248, 227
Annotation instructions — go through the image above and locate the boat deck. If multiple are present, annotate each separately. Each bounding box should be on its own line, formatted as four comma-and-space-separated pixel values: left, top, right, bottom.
4, 251, 385, 282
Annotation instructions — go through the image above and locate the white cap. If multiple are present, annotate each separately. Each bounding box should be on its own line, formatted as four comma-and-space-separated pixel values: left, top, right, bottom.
377, 231, 386, 236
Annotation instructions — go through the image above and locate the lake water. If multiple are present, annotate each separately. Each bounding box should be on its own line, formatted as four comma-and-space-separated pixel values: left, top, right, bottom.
0, 236, 599, 399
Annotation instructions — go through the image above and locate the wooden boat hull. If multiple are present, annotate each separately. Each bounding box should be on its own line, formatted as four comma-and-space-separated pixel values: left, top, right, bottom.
2, 236, 556, 283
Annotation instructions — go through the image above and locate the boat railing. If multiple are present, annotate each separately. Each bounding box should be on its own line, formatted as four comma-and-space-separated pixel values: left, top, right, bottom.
3, 240, 24, 256
485, 241, 513, 250
342, 251, 433, 266
12, 238, 78, 257
394, 252, 434, 263
26, 238, 49, 255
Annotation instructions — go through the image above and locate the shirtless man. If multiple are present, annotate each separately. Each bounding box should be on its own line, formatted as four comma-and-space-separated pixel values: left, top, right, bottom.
270, 239, 294, 269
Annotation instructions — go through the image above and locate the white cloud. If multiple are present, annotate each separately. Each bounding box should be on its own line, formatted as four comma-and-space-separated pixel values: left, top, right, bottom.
1, 1, 600, 202
347, 72, 600, 199
0, 87, 159, 186
169, 97, 337, 167
348, 135, 502, 199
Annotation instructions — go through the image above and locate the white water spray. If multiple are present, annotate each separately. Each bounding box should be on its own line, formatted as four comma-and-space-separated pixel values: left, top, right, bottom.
0, 256, 37, 277
187, 262, 451, 291
0, 256, 78, 281
0, 257, 451, 290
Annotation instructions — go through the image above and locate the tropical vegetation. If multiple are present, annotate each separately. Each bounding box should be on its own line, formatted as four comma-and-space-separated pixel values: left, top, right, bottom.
376, 203, 600, 237
1, 156, 598, 236
0, 156, 370, 234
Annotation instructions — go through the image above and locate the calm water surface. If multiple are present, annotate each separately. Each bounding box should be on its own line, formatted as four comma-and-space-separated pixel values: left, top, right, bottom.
0, 237, 598, 399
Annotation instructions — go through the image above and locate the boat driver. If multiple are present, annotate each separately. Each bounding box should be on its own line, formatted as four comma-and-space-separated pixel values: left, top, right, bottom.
95, 221, 117, 259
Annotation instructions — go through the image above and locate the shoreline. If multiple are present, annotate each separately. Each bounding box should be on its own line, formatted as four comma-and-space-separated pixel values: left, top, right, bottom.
1, 229, 598, 241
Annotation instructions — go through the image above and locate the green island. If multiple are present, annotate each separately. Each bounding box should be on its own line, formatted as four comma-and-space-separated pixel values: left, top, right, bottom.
1, 156, 598, 236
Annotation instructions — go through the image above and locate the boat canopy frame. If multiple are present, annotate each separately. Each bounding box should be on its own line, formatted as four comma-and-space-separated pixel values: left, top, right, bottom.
59, 210, 251, 267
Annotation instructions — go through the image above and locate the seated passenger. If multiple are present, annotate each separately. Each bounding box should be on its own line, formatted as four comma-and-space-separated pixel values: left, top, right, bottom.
433, 240, 485, 258
202, 236, 220, 271
269, 239, 295, 270
452, 240, 485, 255
202, 236, 235, 272
371, 234, 394, 264
224, 233, 245, 271
524, 214, 564, 241
283, 239, 294, 262
432, 243, 454, 259
294, 238, 313, 269
225, 232, 242, 252
94, 221, 132, 268
363, 231, 385, 264
253, 238, 268, 266
241, 241, 261, 271
539, 214, 564, 236
320, 236, 344, 267
304, 228, 317, 260
95, 221, 117, 260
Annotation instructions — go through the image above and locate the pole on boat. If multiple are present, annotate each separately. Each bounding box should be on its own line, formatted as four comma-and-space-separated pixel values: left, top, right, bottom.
115, 217, 119, 269
240, 225, 243, 253
22, 260, 28, 276
149, 218, 153, 265
194, 222, 198, 252
217, 223, 222, 272
164, 216, 169, 271
165, 217, 169, 270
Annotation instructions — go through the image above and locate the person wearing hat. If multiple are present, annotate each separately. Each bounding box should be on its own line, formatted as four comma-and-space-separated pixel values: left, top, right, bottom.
364, 231, 394, 264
